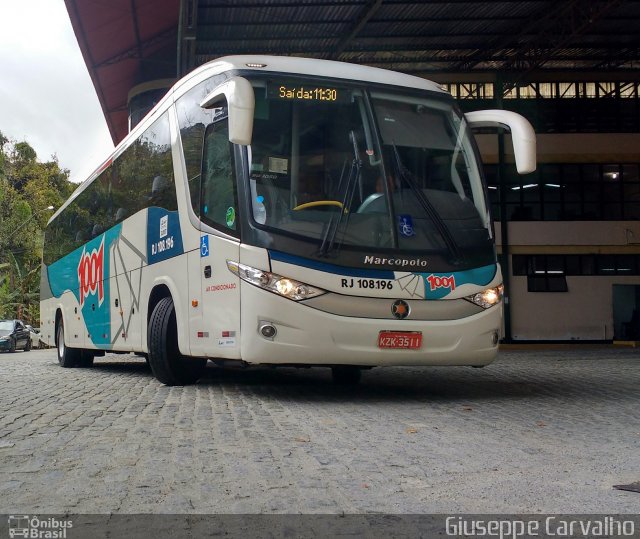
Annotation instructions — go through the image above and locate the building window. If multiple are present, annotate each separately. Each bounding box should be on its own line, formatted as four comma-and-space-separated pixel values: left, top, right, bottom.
489, 163, 640, 222
513, 255, 568, 292
513, 254, 640, 293
500, 81, 640, 100
458, 80, 640, 133
445, 82, 494, 100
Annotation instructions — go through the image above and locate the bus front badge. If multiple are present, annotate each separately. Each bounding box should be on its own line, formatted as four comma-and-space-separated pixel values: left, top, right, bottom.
391, 300, 410, 320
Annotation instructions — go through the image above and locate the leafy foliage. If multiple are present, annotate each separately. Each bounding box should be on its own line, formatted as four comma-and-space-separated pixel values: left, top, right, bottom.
0, 131, 76, 324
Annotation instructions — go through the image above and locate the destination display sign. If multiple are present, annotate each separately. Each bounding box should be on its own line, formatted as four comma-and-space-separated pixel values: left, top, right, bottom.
266, 82, 351, 103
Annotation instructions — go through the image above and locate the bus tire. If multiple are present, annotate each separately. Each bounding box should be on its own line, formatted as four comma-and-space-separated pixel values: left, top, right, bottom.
331, 366, 362, 385
77, 350, 95, 368
148, 296, 206, 385
56, 318, 81, 368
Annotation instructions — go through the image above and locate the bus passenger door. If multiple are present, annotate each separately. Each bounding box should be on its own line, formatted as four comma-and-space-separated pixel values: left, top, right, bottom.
193, 112, 242, 358
199, 235, 240, 358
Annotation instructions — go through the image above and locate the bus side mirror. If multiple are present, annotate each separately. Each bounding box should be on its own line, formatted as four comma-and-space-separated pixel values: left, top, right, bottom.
200, 77, 255, 145
465, 109, 537, 174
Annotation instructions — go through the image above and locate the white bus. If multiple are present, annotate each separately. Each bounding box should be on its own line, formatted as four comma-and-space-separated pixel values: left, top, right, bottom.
40, 55, 536, 385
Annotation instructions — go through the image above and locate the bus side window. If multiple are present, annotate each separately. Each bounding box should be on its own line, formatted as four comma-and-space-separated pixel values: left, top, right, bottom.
200, 115, 239, 236
175, 74, 228, 218
138, 113, 176, 212
148, 174, 172, 208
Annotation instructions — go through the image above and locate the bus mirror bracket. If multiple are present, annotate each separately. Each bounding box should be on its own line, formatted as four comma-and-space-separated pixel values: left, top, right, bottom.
465, 109, 537, 174
200, 77, 255, 145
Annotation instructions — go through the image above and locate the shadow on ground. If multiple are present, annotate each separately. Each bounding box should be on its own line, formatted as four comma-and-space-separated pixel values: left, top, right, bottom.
75, 351, 640, 404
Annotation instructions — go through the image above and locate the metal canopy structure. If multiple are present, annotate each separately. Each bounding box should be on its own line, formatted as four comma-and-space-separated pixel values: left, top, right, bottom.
65, 0, 640, 144
65, 0, 180, 143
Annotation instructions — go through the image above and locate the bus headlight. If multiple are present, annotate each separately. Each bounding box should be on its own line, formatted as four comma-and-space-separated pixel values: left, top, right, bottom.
227, 261, 326, 301
465, 284, 504, 309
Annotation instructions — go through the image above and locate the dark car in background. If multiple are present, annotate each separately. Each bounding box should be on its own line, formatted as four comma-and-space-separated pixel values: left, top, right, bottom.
0, 319, 32, 352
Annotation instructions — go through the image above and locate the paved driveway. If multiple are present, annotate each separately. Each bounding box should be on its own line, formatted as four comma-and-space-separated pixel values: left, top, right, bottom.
0, 347, 638, 514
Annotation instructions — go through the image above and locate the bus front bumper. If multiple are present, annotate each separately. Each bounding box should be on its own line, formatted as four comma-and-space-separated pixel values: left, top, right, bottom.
240, 286, 502, 367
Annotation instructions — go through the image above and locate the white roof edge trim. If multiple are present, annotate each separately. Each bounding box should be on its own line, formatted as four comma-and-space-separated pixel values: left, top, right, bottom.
180, 55, 446, 95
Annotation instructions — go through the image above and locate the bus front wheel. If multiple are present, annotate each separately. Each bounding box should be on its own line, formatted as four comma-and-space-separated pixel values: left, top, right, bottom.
148, 297, 206, 386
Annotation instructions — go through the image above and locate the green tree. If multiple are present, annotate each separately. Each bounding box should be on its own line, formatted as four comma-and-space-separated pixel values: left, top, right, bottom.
0, 253, 39, 321
0, 136, 75, 325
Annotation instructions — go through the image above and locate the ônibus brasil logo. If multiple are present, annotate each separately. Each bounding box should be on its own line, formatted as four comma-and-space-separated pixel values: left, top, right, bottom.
77, 238, 104, 307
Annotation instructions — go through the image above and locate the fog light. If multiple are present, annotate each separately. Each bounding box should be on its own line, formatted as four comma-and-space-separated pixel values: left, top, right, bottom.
491, 331, 499, 346
259, 323, 277, 340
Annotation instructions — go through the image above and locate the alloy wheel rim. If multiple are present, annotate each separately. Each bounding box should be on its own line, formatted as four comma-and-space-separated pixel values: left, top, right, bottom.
58, 328, 64, 358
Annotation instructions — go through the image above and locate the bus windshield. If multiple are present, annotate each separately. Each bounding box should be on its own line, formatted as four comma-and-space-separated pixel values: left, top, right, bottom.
248, 80, 492, 266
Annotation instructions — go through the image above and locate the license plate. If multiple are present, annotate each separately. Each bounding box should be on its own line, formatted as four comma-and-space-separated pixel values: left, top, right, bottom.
377, 331, 422, 349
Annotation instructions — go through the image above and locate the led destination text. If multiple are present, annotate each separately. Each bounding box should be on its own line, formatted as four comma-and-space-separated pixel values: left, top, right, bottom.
268, 83, 347, 103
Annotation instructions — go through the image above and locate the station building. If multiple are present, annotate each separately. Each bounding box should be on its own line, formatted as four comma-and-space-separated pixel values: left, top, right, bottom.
65, 0, 640, 342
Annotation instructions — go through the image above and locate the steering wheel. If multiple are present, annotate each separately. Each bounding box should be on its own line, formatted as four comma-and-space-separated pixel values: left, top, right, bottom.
356, 193, 384, 213
293, 200, 344, 211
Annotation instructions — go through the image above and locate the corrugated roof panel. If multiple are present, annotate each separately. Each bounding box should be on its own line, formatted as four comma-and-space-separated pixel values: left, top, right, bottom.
67, 0, 640, 144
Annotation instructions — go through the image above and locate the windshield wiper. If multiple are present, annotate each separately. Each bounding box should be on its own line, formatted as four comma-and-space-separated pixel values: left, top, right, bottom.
391, 144, 465, 265
318, 130, 362, 257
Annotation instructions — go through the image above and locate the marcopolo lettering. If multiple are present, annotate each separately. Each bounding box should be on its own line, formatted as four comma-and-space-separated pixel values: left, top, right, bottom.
363, 255, 428, 268
77, 238, 105, 307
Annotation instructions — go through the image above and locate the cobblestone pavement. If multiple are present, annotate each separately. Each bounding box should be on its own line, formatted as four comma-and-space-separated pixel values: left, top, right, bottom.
0, 347, 638, 514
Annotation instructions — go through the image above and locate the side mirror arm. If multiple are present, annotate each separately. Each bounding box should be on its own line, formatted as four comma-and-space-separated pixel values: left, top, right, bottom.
465, 109, 537, 174
200, 77, 255, 145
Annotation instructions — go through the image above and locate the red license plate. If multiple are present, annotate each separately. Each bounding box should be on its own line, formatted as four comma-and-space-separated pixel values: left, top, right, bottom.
377, 331, 422, 349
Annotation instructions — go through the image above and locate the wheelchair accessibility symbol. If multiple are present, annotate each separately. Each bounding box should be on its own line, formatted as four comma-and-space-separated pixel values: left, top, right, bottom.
200, 235, 209, 257
398, 214, 415, 238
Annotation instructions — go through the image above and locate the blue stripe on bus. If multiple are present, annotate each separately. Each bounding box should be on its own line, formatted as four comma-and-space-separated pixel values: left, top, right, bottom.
268, 250, 396, 279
